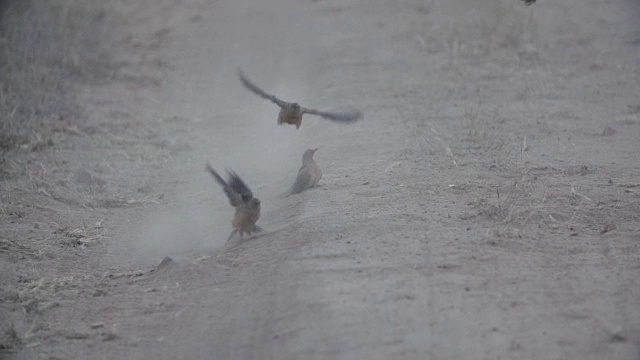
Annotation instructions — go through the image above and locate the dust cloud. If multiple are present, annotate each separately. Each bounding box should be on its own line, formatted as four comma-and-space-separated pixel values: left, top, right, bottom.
126, 0, 336, 262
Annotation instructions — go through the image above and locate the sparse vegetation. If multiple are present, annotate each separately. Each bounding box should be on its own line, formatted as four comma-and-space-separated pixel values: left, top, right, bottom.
0, 0, 113, 154
0, 0, 638, 357
420, 0, 538, 59
0, 1, 120, 352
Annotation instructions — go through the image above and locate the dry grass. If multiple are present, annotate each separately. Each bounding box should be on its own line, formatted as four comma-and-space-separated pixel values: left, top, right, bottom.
0, 0, 114, 153
468, 135, 607, 236
461, 102, 510, 153
468, 136, 535, 223
0, 320, 21, 352
0, 8, 123, 348
54, 219, 107, 249
0, 238, 40, 257
451, 0, 535, 57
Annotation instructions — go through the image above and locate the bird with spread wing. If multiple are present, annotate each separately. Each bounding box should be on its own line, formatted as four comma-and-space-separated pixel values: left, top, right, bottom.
206, 163, 262, 241
238, 68, 362, 129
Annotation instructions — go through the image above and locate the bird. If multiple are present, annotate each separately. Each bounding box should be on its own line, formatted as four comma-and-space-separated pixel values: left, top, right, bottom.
237, 68, 362, 129
280, 148, 322, 197
206, 163, 261, 241
521, 0, 535, 5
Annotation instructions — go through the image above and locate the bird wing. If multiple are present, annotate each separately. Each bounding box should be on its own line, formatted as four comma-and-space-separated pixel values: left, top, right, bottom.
300, 107, 362, 123
206, 163, 243, 207
226, 169, 254, 204
237, 68, 289, 108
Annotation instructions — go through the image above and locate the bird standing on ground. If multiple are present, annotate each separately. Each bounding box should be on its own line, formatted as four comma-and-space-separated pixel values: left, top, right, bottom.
206, 163, 261, 241
237, 68, 362, 129
280, 148, 322, 197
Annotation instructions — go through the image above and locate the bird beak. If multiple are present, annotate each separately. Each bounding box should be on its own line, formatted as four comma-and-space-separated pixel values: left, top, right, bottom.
312, 148, 319, 153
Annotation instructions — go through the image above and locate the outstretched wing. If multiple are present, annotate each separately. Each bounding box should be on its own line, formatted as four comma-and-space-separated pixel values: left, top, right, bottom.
301, 107, 362, 123
206, 163, 242, 207
237, 68, 289, 108
226, 169, 254, 204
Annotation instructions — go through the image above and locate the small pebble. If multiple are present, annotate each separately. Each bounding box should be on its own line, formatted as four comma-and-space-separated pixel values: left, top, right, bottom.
600, 223, 616, 234
601, 127, 616, 136
102, 332, 118, 342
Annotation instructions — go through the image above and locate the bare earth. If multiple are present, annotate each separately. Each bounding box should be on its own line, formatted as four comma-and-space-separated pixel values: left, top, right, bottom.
2, 0, 640, 359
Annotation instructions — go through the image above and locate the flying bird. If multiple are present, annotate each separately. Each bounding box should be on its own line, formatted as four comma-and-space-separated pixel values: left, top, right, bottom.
206, 163, 261, 241
238, 68, 362, 129
280, 148, 322, 197
521, 0, 535, 5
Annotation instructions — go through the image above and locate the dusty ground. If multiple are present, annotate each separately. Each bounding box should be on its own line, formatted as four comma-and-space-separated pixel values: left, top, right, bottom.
1, 0, 640, 359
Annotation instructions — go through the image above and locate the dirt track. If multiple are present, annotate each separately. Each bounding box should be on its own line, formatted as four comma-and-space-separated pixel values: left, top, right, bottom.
2, 0, 640, 359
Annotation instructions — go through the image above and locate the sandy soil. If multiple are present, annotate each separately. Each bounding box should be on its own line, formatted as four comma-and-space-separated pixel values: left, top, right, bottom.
2, 0, 640, 359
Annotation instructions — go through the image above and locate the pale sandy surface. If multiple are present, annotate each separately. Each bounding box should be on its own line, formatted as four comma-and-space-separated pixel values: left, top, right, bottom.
2, 0, 640, 359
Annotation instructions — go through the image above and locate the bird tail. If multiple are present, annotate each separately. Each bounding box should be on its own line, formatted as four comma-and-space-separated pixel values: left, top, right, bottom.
276, 189, 291, 199
277, 182, 302, 199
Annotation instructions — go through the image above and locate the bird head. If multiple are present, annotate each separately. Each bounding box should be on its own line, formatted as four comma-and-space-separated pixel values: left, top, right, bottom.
302, 148, 318, 163
290, 103, 301, 112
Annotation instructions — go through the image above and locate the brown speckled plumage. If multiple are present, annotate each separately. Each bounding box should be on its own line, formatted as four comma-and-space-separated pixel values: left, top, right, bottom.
206, 163, 261, 241
238, 68, 362, 129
